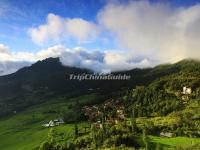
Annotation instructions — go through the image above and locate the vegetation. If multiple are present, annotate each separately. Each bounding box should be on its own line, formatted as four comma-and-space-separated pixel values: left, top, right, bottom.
0, 94, 96, 150
31, 94, 200, 149
0, 59, 200, 149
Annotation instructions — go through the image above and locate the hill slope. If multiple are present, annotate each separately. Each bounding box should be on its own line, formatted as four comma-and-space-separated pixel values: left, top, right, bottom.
0, 58, 200, 117
0, 58, 200, 150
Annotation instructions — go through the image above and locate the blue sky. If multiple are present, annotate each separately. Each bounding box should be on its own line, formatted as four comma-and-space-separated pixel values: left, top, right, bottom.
0, 0, 106, 52
0, 0, 199, 52
0, 0, 200, 75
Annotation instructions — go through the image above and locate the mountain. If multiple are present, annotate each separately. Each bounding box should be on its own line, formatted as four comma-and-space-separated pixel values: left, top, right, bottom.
0, 57, 200, 117
0, 58, 93, 116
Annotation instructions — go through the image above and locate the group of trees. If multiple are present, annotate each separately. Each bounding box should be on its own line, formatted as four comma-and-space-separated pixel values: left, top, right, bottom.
36, 70, 200, 149
123, 87, 183, 118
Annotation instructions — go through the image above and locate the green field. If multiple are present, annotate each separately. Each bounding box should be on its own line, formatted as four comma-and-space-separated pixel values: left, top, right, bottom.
0, 94, 200, 150
0, 94, 96, 150
149, 136, 200, 149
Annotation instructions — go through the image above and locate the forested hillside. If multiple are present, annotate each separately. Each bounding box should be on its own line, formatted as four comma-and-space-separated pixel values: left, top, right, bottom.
0, 58, 200, 150
0, 58, 200, 117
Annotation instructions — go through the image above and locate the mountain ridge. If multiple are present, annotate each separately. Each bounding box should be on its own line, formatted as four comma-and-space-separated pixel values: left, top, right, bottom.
0, 57, 200, 117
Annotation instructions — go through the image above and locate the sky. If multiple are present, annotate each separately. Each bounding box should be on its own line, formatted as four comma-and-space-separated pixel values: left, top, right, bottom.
0, 0, 200, 75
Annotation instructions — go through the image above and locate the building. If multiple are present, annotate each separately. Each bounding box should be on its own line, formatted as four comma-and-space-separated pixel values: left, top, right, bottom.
160, 132, 176, 138
183, 86, 192, 95
42, 118, 64, 127
181, 86, 192, 101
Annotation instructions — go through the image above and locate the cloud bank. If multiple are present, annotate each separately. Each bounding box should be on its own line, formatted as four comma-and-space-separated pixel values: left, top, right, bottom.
28, 1, 200, 64
0, 43, 151, 75
1, 1, 200, 75
97, 1, 200, 63
0, 44, 65, 75
60, 48, 152, 73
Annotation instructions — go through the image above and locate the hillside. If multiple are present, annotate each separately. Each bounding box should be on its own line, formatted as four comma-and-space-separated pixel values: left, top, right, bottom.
0, 94, 95, 150
0, 95, 199, 150
1, 58, 200, 117
0, 58, 200, 149
0, 57, 148, 117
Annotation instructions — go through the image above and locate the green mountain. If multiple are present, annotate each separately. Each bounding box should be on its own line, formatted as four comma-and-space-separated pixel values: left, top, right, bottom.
0, 58, 200, 150
0, 58, 200, 117
0, 57, 149, 117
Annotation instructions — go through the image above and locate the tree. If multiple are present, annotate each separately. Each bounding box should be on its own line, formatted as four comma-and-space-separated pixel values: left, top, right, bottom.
48, 128, 57, 145
142, 127, 149, 150
39, 141, 51, 150
131, 109, 137, 133
74, 123, 79, 138
91, 124, 98, 149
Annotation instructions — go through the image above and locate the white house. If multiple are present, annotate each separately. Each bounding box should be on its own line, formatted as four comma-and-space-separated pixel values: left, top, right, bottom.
183, 86, 192, 95
42, 118, 64, 127
160, 132, 176, 138
54, 118, 64, 125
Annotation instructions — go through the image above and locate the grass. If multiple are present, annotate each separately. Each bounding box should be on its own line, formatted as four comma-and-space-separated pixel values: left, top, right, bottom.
1, 124, 51, 150
149, 135, 200, 149
0, 95, 199, 150
0, 94, 96, 150
135, 100, 200, 149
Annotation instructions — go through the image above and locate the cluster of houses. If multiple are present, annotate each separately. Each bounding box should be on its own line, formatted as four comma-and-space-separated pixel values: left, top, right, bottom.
40, 85, 193, 139
42, 118, 64, 127
182, 86, 192, 95
83, 99, 125, 129
83, 99, 179, 138
175, 86, 192, 102
181, 86, 192, 102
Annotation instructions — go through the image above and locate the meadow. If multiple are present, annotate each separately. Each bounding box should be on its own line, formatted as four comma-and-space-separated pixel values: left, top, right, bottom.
0, 94, 96, 150
0, 94, 200, 150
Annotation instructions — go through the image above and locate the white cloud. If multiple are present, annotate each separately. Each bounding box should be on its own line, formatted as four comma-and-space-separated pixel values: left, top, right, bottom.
0, 44, 65, 62
60, 48, 152, 73
0, 44, 30, 75
0, 61, 31, 76
0, 44, 66, 75
97, 1, 200, 63
66, 18, 99, 42
0, 44, 10, 54
28, 13, 99, 45
28, 14, 65, 45
2, 1, 200, 75
0, 43, 156, 76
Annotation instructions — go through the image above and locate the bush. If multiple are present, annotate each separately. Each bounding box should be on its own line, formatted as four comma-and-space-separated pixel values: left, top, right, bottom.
39, 141, 52, 150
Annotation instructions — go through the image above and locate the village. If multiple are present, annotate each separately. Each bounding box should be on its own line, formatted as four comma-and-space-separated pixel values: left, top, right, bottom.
82, 86, 193, 138
42, 86, 193, 139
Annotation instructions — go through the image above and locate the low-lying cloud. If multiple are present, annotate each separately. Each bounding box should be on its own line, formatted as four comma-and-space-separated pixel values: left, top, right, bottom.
1, 1, 200, 75
60, 48, 153, 73
0, 43, 152, 75
0, 44, 64, 75
0, 61, 31, 76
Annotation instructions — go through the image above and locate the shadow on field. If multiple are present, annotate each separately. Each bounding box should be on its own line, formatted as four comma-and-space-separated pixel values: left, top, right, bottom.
149, 142, 170, 150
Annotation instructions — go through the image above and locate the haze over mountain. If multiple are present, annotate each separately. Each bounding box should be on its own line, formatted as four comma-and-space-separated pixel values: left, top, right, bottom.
0, 57, 200, 117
